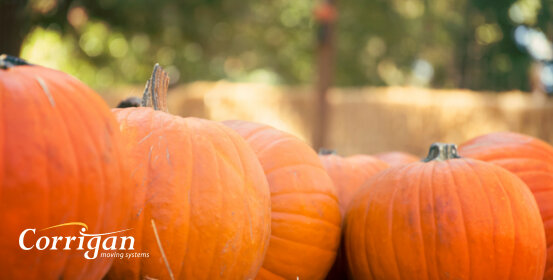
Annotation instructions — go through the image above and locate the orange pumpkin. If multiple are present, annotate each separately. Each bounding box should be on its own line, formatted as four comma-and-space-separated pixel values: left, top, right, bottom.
108, 66, 271, 279
345, 143, 546, 279
225, 121, 341, 280
374, 151, 419, 166
460, 132, 553, 279
0, 55, 131, 279
319, 150, 389, 218
319, 150, 388, 280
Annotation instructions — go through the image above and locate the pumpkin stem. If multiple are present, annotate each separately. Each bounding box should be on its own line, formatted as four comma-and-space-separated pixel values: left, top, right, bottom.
142, 63, 169, 112
318, 148, 337, 155
0, 54, 30, 69
116, 96, 142, 108
422, 143, 461, 162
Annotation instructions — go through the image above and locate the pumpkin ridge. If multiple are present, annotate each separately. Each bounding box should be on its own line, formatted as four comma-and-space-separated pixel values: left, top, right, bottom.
210, 125, 251, 278
462, 160, 499, 276
216, 133, 257, 278
212, 142, 245, 182
270, 191, 339, 204
389, 163, 418, 279
387, 176, 403, 279
50, 72, 112, 278
218, 129, 273, 277
486, 163, 517, 279
26, 70, 55, 278
447, 160, 473, 278
271, 210, 340, 230
413, 163, 430, 280
257, 267, 286, 280
254, 135, 299, 159
206, 137, 227, 279
42, 77, 87, 277
361, 171, 377, 280
132, 110, 163, 278
264, 162, 328, 179
156, 115, 183, 279
269, 234, 338, 254
217, 122, 273, 265
427, 161, 439, 278
462, 145, 553, 163
541, 208, 553, 223
3, 69, 38, 279
487, 157, 553, 172
237, 123, 273, 140
174, 117, 193, 279
22, 69, 52, 279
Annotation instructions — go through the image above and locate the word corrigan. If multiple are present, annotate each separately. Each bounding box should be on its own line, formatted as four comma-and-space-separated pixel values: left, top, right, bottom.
19, 223, 135, 260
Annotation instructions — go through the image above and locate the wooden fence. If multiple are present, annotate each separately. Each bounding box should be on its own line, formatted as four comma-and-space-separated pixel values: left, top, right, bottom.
102, 82, 553, 157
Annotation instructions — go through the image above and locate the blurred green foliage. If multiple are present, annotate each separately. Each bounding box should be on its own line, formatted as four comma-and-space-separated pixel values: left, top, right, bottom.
18, 0, 553, 91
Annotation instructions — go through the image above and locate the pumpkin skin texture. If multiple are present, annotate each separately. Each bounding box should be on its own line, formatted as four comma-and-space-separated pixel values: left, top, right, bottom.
459, 132, 553, 279
319, 154, 389, 218
224, 120, 341, 280
345, 144, 546, 280
374, 151, 419, 166
108, 108, 271, 280
0, 58, 131, 279
319, 153, 388, 280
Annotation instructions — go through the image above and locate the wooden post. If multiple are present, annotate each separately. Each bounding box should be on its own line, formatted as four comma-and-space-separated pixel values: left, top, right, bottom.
0, 0, 27, 56
314, 0, 337, 150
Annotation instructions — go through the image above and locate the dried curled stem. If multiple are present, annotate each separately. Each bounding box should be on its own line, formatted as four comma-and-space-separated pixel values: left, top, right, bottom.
142, 63, 170, 112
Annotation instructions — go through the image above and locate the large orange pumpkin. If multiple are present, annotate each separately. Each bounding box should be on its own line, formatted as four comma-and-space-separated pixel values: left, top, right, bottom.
345, 143, 546, 279
319, 150, 388, 218
374, 151, 419, 166
225, 121, 341, 280
460, 132, 553, 279
108, 66, 271, 279
0, 55, 131, 279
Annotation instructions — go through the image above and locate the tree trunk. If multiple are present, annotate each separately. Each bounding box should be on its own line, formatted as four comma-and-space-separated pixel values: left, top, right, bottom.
314, 0, 336, 150
0, 0, 27, 56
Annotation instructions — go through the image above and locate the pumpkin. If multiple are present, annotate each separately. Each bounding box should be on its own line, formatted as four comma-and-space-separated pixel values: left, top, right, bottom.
374, 151, 419, 166
224, 121, 341, 280
319, 150, 388, 280
107, 65, 271, 279
0, 55, 131, 279
345, 143, 546, 279
319, 150, 389, 218
459, 132, 553, 279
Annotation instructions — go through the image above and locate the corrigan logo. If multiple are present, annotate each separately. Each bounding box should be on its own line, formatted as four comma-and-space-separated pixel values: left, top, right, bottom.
18, 222, 147, 260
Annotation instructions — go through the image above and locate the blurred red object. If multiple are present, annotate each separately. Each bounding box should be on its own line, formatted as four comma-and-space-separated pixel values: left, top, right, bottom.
314, 2, 337, 23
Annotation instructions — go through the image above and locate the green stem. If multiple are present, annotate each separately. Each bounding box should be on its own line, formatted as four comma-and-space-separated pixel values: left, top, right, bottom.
0, 54, 30, 69
422, 143, 461, 162
318, 148, 337, 155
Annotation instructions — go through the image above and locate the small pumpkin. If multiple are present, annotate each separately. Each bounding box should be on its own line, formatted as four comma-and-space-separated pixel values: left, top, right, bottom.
107, 65, 272, 279
345, 143, 546, 279
319, 150, 388, 280
225, 121, 341, 280
460, 132, 553, 279
319, 150, 389, 218
0, 55, 131, 279
374, 151, 419, 166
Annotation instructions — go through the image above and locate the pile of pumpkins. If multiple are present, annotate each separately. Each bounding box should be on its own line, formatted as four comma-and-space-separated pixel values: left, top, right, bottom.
1, 55, 553, 280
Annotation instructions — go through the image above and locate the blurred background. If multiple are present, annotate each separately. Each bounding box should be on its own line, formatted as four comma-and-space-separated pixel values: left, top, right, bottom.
2, 0, 553, 156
